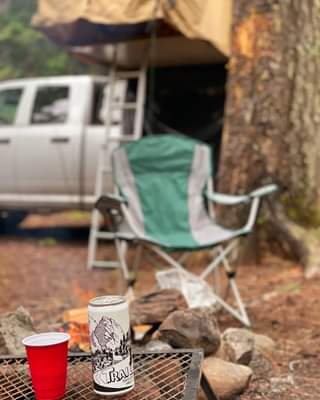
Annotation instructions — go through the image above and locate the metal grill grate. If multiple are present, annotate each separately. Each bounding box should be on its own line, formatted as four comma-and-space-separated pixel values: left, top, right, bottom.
0, 350, 203, 400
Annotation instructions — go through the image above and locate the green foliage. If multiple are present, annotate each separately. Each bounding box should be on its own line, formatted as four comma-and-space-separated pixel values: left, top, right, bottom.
0, 0, 92, 80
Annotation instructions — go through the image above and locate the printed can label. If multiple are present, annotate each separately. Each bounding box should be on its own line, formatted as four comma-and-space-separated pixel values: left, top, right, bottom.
88, 296, 134, 395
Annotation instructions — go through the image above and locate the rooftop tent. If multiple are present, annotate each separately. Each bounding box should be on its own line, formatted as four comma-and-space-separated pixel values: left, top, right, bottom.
33, 0, 232, 67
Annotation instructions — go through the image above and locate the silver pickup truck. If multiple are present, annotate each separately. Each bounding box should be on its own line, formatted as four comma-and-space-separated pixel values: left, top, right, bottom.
0, 75, 133, 213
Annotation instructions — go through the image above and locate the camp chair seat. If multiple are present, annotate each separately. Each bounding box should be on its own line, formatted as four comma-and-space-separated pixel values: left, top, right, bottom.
114, 222, 248, 250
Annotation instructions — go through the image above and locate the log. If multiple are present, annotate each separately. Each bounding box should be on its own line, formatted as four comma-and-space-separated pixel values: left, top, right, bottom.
129, 289, 188, 326
63, 307, 88, 324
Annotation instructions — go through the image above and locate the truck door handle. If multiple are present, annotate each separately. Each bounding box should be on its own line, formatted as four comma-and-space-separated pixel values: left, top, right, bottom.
0, 138, 10, 144
50, 137, 70, 144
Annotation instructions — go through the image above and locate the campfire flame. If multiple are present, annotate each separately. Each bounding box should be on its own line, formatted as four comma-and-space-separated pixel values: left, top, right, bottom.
60, 305, 91, 352
71, 281, 97, 305
60, 320, 90, 352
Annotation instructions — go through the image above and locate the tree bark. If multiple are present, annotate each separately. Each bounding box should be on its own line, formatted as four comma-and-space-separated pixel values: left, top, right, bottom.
219, 0, 320, 277
0, 0, 10, 16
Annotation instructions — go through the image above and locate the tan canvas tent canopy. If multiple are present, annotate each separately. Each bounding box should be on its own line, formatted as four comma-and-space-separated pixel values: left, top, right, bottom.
33, 0, 232, 67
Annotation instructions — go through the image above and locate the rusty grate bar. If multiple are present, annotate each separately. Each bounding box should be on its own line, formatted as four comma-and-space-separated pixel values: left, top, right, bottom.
0, 350, 203, 400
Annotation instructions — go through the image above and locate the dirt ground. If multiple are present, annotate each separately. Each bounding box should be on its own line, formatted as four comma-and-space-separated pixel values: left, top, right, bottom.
0, 213, 319, 399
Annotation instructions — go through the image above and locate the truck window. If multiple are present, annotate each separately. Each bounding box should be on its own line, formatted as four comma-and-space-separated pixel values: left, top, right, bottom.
91, 82, 125, 126
31, 86, 69, 124
91, 81, 135, 136
0, 88, 22, 125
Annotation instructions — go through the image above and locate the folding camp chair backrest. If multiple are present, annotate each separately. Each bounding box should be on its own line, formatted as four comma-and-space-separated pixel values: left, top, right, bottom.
112, 134, 212, 248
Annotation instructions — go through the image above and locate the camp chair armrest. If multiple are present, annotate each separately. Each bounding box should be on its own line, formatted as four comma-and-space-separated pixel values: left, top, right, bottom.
206, 184, 278, 233
94, 194, 127, 215
205, 192, 250, 205
206, 184, 278, 205
248, 184, 278, 198
243, 184, 278, 232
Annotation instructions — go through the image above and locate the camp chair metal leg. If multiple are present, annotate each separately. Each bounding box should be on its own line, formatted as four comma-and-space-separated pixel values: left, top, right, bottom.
149, 245, 185, 272
120, 240, 128, 255
143, 247, 187, 270
177, 252, 189, 266
132, 244, 142, 280
87, 209, 101, 269
217, 246, 251, 327
148, 245, 248, 325
144, 248, 166, 269
115, 238, 129, 282
209, 290, 250, 326
224, 279, 231, 301
146, 242, 250, 326
200, 241, 238, 280
228, 277, 251, 327
213, 262, 222, 297
206, 248, 221, 296
219, 245, 233, 300
199, 253, 222, 280
198, 241, 250, 327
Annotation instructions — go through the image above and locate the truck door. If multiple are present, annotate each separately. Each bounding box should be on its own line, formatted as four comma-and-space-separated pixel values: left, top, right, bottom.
16, 80, 84, 198
0, 86, 24, 194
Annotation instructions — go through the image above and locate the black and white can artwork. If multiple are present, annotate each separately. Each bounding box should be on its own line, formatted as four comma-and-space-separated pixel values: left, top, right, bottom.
88, 296, 134, 396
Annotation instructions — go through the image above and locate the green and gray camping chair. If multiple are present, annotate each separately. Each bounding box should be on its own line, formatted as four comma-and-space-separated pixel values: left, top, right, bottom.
95, 134, 277, 326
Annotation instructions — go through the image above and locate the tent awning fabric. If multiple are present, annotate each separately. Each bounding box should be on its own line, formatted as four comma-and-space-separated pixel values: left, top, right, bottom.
33, 0, 232, 57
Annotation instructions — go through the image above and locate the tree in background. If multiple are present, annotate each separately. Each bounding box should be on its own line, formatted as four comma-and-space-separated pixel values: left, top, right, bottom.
219, 0, 320, 277
0, 0, 91, 79
0, 1, 10, 16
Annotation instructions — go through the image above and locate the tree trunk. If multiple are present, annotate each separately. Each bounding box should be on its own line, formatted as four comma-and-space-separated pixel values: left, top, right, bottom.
219, 0, 320, 277
0, 1, 10, 16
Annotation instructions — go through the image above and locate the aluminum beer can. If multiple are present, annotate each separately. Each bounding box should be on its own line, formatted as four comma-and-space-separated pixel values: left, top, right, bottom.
88, 295, 134, 396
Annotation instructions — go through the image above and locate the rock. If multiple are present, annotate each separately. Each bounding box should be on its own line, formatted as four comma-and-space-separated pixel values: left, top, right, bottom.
202, 357, 252, 400
158, 307, 220, 356
129, 289, 188, 326
218, 328, 276, 365
198, 387, 210, 400
0, 306, 36, 355
145, 340, 172, 352
254, 333, 276, 360
248, 351, 273, 378
218, 328, 255, 365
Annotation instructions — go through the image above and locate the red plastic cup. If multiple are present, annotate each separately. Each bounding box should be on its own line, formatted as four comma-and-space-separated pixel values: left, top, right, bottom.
22, 332, 70, 400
